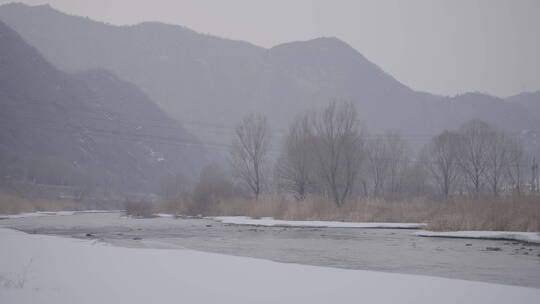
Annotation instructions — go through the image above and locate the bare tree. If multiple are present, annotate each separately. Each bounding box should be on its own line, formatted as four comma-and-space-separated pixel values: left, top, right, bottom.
310, 102, 365, 207
401, 149, 431, 199
385, 132, 409, 199
275, 114, 314, 200
458, 120, 492, 195
230, 114, 271, 200
428, 131, 462, 200
506, 137, 524, 195
366, 135, 389, 197
485, 129, 510, 197
532, 157, 539, 193
365, 132, 408, 199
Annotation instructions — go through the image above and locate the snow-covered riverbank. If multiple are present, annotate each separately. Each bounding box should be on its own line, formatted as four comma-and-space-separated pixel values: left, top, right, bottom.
211, 216, 426, 229
0, 210, 121, 219
1, 227, 539, 304
416, 230, 540, 244
211, 216, 540, 244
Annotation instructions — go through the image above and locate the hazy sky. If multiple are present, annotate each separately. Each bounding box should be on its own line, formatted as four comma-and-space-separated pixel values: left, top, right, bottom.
1, 0, 539, 97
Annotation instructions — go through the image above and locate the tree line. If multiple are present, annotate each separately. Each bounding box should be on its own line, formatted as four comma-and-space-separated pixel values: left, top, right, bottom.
229, 102, 537, 206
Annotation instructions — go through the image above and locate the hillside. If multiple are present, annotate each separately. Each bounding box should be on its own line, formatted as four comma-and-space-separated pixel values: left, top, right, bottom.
0, 3, 538, 149
0, 20, 206, 195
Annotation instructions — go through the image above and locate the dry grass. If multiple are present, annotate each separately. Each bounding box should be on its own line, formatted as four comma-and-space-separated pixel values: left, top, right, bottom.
0, 193, 125, 214
156, 195, 434, 222
427, 196, 540, 232
156, 194, 540, 232
7, 190, 537, 232
0, 194, 83, 214
213, 196, 435, 223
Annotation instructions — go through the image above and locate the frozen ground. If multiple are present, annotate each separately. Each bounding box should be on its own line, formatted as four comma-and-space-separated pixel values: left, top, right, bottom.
0, 210, 120, 219
212, 216, 426, 228
416, 230, 540, 244
1, 228, 539, 304
1, 212, 540, 288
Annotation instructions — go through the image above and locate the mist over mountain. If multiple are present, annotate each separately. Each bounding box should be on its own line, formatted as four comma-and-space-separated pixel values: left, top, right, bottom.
0, 3, 538, 150
2, 3, 540, 299
0, 20, 206, 195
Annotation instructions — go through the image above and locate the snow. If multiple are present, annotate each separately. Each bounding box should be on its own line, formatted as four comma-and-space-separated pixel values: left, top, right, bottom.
153, 213, 176, 218
415, 230, 540, 244
0, 228, 538, 304
0, 211, 74, 219
0, 210, 120, 219
212, 216, 426, 229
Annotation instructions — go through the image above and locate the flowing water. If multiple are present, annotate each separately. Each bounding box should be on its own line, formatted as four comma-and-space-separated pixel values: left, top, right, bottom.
2, 212, 540, 288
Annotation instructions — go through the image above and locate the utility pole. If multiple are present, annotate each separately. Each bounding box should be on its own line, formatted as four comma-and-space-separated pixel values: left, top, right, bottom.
532, 156, 538, 192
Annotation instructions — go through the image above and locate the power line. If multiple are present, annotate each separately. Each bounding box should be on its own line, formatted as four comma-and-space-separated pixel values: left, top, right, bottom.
5, 99, 490, 140
3, 99, 538, 155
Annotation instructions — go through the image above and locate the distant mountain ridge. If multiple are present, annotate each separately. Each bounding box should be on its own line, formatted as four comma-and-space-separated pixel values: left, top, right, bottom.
0, 19, 205, 194
0, 3, 538, 151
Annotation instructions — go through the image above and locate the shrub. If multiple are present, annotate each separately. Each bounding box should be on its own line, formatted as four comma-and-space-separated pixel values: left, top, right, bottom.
125, 200, 153, 218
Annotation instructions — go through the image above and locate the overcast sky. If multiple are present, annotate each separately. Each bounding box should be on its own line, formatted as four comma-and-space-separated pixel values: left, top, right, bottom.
1, 0, 539, 97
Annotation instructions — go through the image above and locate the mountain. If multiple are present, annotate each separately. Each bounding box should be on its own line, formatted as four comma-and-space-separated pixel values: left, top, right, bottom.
0, 3, 538, 150
506, 91, 540, 115
0, 20, 206, 195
